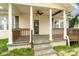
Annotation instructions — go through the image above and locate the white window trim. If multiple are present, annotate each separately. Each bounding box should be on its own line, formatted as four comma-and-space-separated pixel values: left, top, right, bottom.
0, 16, 8, 31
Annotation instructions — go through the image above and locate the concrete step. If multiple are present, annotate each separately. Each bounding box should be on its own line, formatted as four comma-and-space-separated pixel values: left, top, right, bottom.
9, 42, 30, 46
13, 40, 29, 44
34, 44, 52, 51
33, 40, 50, 44
34, 49, 53, 56
33, 35, 49, 44
34, 41, 52, 45
8, 44, 31, 51
34, 40, 53, 56
34, 46, 52, 51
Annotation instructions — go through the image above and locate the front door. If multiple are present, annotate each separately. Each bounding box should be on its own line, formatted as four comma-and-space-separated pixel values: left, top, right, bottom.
13, 16, 19, 29
34, 20, 39, 34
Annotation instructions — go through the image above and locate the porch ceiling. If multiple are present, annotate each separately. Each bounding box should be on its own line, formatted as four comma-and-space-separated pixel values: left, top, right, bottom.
0, 3, 8, 14
0, 3, 24, 15
0, 3, 71, 19
0, 3, 59, 17
13, 4, 30, 14
14, 4, 61, 16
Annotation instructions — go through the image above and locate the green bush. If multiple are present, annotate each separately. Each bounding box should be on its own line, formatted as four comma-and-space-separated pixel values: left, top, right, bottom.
4, 48, 32, 56
0, 39, 8, 54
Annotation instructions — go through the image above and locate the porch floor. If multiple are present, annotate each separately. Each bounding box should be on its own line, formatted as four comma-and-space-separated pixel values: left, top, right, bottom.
13, 35, 65, 44
13, 36, 30, 44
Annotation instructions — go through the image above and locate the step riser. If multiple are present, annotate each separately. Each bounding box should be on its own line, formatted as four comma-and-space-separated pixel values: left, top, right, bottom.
35, 50, 53, 56
8, 45, 31, 51
34, 47, 52, 51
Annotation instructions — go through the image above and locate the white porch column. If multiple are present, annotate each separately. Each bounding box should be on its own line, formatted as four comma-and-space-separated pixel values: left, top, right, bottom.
63, 10, 67, 39
30, 6, 33, 42
8, 3, 13, 44
49, 8, 53, 41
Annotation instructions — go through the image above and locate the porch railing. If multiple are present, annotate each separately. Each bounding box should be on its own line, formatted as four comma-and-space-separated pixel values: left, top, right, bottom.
67, 28, 79, 41
52, 28, 79, 41
52, 28, 64, 40
12, 28, 30, 40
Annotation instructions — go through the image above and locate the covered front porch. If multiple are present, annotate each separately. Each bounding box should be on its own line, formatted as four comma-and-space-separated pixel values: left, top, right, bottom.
10, 4, 67, 45
0, 3, 76, 47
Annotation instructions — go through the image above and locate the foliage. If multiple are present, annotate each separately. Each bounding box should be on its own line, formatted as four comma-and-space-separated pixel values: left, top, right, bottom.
69, 14, 79, 28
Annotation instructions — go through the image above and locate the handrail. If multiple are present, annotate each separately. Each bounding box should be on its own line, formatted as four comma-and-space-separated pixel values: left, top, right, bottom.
66, 35, 70, 47
31, 30, 34, 56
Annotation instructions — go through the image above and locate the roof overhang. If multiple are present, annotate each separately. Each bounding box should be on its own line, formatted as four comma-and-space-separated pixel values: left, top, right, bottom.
17, 3, 77, 12
61, 3, 78, 12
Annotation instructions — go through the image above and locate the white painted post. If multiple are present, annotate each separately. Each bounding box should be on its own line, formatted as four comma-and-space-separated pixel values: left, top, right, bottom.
63, 10, 67, 40
8, 3, 13, 44
63, 10, 70, 47
30, 6, 33, 42
49, 8, 53, 41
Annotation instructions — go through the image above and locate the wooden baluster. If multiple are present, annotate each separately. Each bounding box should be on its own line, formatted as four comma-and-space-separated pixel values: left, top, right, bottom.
17, 29, 18, 39
13, 28, 30, 42
15, 29, 16, 40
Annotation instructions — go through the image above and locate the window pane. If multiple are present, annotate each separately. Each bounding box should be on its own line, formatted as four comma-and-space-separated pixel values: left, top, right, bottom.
60, 21, 63, 28
52, 19, 59, 28
0, 16, 7, 30
54, 21, 59, 28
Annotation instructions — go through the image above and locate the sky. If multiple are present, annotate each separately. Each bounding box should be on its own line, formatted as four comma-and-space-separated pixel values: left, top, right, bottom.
71, 3, 79, 16
76, 3, 79, 6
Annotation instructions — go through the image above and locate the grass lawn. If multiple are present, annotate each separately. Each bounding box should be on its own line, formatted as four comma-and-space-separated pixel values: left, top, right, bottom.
3, 48, 32, 56
0, 39, 32, 56
0, 39, 8, 55
53, 44, 79, 56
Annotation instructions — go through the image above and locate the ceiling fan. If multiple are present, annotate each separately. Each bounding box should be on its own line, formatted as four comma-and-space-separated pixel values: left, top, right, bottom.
36, 10, 43, 15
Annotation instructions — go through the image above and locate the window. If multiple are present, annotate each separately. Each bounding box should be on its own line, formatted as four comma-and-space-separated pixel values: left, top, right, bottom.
52, 20, 59, 28
0, 16, 7, 30
54, 21, 59, 28
60, 20, 64, 28
66, 20, 69, 28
